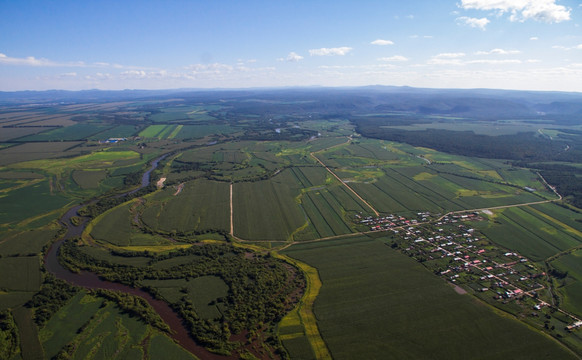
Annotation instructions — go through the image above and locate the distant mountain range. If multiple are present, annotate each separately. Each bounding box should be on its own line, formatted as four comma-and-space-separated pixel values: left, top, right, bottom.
2, 86, 582, 123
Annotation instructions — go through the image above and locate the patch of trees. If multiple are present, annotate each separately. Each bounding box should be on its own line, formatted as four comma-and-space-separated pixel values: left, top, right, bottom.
355, 118, 566, 161
25, 274, 79, 327
515, 163, 582, 208
58, 242, 305, 355
0, 310, 19, 360
78, 184, 155, 218
91, 289, 170, 333
123, 171, 142, 186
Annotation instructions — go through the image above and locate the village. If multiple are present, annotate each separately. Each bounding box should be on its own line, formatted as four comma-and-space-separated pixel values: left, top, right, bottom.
357, 211, 582, 333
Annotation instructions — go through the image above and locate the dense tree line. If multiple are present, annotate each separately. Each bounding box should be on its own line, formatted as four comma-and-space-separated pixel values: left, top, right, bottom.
354, 118, 566, 161
0, 310, 19, 360
58, 241, 305, 354
78, 184, 155, 218
90, 289, 169, 333
25, 274, 80, 327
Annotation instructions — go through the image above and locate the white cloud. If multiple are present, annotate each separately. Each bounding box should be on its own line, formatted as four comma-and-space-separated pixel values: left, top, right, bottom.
0, 53, 58, 66
284, 52, 304, 62
309, 47, 353, 56
428, 53, 467, 65
460, 0, 571, 23
466, 59, 522, 64
434, 52, 467, 58
475, 48, 521, 55
530, 37, 539, 40
378, 55, 409, 62
527, 59, 541, 63
456, 16, 490, 30
371, 39, 394, 46
553, 44, 582, 50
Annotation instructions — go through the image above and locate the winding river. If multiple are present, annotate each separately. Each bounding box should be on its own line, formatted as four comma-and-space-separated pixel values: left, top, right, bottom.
44, 154, 227, 359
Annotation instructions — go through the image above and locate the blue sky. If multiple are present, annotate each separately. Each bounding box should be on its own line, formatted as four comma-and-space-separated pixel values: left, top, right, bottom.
1, 0, 581, 91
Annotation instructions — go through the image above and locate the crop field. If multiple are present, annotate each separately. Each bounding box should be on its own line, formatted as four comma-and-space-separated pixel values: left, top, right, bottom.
0, 179, 71, 226
148, 334, 196, 360
40, 292, 189, 360
72, 169, 107, 189
89, 202, 135, 246
382, 119, 555, 136
553, 250, 582, 317
141, 179, 230, 234
174, 124, 239, 139
148, 105, 221, 123
139, 125, 176, 139
0, 127, 51, 141
0, 228, 59, 256
17, 124, 112, 141
88, 125, 139, 140
0, 257, 41, 292
282, 235, 576, 359
234, 169, 307, 241
0, 141, 85, 165
40, 292, 106, 359
477, 206, 582, 262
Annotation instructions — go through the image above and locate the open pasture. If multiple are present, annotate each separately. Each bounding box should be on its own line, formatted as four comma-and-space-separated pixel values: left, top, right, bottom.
282, 235, 576, 360
140, 179, 230, 235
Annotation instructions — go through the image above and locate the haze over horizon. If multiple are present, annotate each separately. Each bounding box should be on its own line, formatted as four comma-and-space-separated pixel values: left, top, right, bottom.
1, 0, 581, 92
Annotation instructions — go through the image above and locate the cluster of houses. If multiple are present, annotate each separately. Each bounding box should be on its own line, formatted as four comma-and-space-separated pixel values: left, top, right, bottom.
377, 211, 582, 332
356, 212, 435, 231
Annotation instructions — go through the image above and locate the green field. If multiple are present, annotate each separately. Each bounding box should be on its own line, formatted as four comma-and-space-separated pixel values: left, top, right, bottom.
0, 228, 59, 256
283, 235, 576, 359
0, 257, 41, 292
72, 169, 107, 189
477, 206, 582, 261
40, 291, 191, 360
17, 124, 112, 142
0, 141, 85, 166
141, 179, 229, 235
142, 275, 228, 320
234, 169, 307, 241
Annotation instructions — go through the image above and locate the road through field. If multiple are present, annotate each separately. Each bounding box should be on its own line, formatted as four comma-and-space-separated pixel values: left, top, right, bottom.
310, 137, 380, 217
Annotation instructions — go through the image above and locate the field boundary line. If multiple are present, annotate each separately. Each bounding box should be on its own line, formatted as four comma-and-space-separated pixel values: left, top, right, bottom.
272, 252, 332, 360
310, 137, 380, 217
230, 183, 234, 237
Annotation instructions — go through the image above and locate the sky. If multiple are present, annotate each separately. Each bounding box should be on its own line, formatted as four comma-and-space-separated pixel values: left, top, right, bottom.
1, 0, 581, 92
